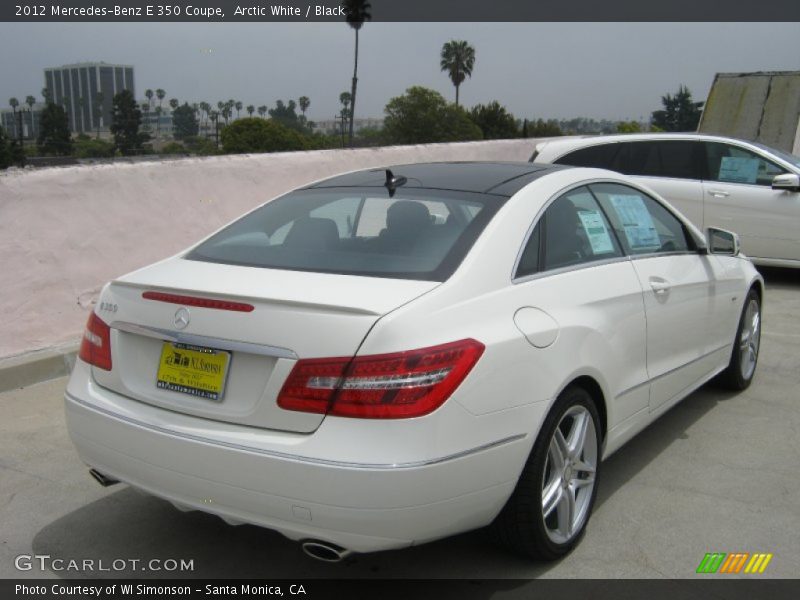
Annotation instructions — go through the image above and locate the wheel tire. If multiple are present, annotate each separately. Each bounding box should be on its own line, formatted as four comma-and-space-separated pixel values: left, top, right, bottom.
716, 289, 761, 391
490, 385, 601, 560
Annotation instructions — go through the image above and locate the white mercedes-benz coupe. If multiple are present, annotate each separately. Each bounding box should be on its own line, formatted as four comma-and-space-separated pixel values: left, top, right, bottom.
65, 162, 763, 562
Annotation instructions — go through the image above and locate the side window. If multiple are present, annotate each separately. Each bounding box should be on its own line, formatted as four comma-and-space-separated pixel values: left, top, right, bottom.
515, 187, 623, 277
611, 141, 698, 179
591, 183, 691, 255
516, 222, 541, 278
704, 142, 787, 186
555, 144, 617, 169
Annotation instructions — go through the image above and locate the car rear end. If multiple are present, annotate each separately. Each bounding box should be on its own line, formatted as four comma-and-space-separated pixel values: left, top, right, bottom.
64, 177, 529, 553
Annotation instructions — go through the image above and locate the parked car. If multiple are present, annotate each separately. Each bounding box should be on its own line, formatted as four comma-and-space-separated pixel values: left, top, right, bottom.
65, 162, 762, 562
531, 133, 800, 268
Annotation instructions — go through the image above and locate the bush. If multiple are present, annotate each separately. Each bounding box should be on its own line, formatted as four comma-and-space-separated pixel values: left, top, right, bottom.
183, 136, 219, 156
220, 118, 309, 154
74, 138, 116, 158
161, 142, 187, 155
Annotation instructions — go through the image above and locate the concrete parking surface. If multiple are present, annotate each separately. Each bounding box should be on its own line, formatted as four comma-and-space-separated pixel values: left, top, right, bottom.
1, 268, 798, 580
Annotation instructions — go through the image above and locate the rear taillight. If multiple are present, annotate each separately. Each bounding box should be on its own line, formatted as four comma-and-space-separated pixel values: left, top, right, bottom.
277, 339, 484, 419
78, 312, 112, 371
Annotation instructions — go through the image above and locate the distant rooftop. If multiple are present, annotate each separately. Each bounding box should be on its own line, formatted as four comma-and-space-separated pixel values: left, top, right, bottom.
47, 62, 134, 69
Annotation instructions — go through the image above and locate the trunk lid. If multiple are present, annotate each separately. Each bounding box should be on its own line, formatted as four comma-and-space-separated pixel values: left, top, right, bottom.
91, 257, 439, 433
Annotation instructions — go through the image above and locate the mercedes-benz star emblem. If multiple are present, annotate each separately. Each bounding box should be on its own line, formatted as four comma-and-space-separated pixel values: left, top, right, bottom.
173, 307, 191, 330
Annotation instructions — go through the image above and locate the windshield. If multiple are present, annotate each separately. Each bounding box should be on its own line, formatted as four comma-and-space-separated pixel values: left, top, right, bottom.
752, 142, 800, 169
185, 187, 506, 281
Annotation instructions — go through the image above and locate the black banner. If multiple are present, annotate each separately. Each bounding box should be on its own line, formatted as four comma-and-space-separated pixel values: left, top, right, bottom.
3, 0, 800, 22
4, 579, 800, 600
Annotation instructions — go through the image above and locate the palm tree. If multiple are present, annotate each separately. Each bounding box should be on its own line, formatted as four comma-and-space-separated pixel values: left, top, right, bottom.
247, 105, 255, 117
25, 95, 36, 139
156, 89, 166, 110
209, 110, 220, 147
169, 98, 179, 111
257, 105, 267, 119
342, 0, 371, 146
94, 91, 104, 138
145, 89, 154, 109
9, 97, 20, 141
235, 101, 243, 119
440, 40, 476, 107
41, 87, 51, 104
339, 91, 352, 147
298, 96, 310, 117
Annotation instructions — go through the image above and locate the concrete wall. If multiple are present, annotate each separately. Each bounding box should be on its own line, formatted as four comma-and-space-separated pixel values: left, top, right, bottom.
698, 71, 800, 153
0, 139, 539, 360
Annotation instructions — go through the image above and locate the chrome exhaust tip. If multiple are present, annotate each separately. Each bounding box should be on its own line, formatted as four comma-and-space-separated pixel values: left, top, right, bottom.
300, 540, 352, 563
89, 468, 119, 487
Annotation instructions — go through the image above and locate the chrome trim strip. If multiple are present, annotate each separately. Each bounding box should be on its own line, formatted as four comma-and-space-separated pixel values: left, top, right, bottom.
111, 321, 298, 360
615, 342, 731, 399
65, 391, 526, 470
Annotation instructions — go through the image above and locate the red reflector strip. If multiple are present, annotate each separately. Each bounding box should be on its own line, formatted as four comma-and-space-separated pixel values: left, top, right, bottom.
142, 291, 254, 312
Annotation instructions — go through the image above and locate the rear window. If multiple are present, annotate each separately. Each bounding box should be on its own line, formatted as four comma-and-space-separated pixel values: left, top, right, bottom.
185, 187, 505, 281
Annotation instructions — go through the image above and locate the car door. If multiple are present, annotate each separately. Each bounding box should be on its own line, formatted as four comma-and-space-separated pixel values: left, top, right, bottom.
590, 182, 723, 413
701, 141, 800, 262
513, 186, 650, 427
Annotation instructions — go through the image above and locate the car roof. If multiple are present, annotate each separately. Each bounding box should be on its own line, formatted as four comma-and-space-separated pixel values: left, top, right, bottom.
304, 161, 569, 197
536, 132, 766, 155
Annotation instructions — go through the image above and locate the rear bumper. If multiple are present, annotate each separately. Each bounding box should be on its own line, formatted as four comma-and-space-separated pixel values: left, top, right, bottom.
64, 363, 530, 553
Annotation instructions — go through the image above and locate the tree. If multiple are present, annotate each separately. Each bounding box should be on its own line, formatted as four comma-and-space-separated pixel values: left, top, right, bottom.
9, 97, 20, 142
382, 86, 482, 145
342, 0, 371, 146
169, 98, 179, 111
246, 105, 255, 117
25, 95, 36, 139
220, 117, 308, 154
617, 120, 642, 133
172, 102, 199, 140
298, 96, 310, 117
257, 105, 267, 119
0, 126, 14, 169
235, 100, 243, 119
37, 102, 72, 155
528, 118, 563, 137
469, 101, 518, 139
145, 89, 154, 110
269, 99, 309, 133
651, 85, 701, 132
521, 119, 529, 138
440, 40, 475, 107
338, 92, 352, 146
110, 89, 143, 156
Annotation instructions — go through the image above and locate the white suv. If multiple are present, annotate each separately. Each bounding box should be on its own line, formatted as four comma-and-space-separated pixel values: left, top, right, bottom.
532, 134, 800, 267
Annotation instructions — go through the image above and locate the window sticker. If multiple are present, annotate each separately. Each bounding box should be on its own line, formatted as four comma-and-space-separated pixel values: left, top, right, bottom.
718, 156, 759, 184
577, 210, 614, 254
608, 194, 661, 251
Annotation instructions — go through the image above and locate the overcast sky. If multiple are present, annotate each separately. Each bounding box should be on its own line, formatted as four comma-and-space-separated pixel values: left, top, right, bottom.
1, 22, 798, 121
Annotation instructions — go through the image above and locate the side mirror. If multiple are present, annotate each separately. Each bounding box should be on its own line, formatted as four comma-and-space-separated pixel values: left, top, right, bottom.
771, 173, 800, 191
706, 227, 739, 256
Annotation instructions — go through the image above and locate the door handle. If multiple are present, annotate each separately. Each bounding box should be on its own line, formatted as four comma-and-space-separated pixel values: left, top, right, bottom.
650, 279, 671, 295
707, 189, 730, 198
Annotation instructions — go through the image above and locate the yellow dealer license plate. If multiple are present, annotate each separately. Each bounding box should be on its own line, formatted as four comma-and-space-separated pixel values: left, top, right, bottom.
156, 342, 231, 401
